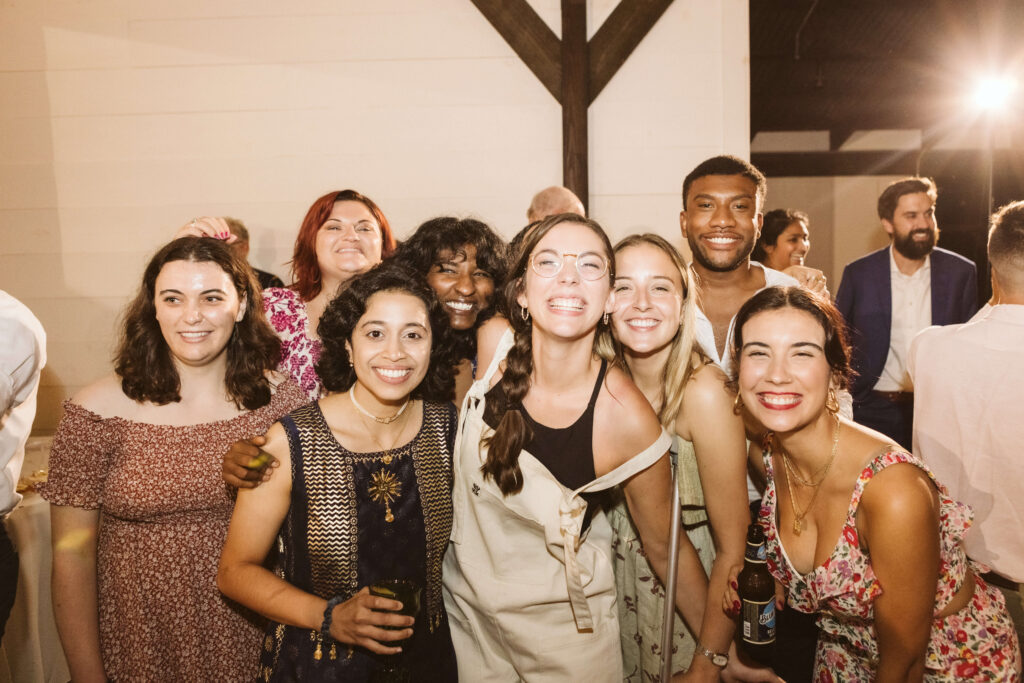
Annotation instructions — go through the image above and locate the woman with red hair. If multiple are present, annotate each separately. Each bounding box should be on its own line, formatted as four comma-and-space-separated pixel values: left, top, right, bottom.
183, 190, 396, 399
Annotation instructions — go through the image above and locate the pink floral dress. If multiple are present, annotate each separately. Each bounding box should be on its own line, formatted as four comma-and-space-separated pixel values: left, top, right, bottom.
760, 447, 1021, 681
263, 287, 323, 400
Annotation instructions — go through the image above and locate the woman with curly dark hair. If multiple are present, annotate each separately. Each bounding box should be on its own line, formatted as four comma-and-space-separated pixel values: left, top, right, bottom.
391, 216, 507, 402
219, 263, 459, 682
41, 237, 308, 682
182, 189, 397, 401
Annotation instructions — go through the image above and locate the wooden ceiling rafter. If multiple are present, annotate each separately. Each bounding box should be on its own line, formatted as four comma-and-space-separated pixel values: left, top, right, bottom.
471, 0, 675, 208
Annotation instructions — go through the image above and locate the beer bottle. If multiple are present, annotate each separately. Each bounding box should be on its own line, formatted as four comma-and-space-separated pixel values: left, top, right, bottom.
738, 523, 775, 664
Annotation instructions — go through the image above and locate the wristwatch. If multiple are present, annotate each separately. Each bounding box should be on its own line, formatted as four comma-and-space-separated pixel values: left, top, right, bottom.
695, 639, 729, 667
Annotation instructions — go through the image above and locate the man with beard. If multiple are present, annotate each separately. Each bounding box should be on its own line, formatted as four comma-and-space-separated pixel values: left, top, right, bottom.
679, 155, 799, 375
836, 177, 977, 449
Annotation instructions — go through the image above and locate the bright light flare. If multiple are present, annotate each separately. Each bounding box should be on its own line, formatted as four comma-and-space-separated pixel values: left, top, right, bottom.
971, 75, 1018, 112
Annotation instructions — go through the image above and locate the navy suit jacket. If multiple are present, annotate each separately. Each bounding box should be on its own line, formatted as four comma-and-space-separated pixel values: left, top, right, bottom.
835, 246, 978, 403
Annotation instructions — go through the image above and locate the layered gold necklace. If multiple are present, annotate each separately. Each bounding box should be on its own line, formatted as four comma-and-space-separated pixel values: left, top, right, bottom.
778, 415, 841, 535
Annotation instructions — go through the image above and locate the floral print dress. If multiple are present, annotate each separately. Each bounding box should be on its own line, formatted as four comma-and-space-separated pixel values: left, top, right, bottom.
760, 447, 1020, 682
263, 287, 323, 400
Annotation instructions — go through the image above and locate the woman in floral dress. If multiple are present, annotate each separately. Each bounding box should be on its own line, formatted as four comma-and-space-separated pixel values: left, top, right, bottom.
42, 237, 307, 682
602, 234, 753, 680
725, 286, 1020, 681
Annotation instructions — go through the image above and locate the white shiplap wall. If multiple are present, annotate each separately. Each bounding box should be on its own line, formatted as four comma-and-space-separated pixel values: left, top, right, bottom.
0, 0, 749, 432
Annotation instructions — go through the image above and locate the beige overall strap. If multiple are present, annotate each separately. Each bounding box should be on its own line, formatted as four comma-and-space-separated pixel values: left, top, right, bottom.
474, 328, 515, 395
559, 428, 673, 630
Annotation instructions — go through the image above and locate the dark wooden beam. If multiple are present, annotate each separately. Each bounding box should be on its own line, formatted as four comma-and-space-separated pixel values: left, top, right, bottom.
470, 0, 562, 102
561, 0, 589, 208
752, 149, 1017, 178
752, 150, 918, 177
829, 128, 854, 150
588, 0, 674, 103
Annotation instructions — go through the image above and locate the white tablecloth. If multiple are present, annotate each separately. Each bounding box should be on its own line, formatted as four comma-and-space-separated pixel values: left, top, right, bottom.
1, 491, 69, 683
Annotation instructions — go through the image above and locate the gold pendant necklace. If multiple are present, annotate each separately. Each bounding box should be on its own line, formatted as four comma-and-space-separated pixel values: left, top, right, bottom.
351, 390, 413, 521
779, 416, 841, 535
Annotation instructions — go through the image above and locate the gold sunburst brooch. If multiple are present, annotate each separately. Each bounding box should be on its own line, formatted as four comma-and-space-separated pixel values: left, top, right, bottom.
369, 469, 402, 523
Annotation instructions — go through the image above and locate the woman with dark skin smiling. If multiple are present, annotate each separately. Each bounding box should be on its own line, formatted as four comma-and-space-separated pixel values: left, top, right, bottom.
724, 286, 1019, 682
391, 216, 508, 403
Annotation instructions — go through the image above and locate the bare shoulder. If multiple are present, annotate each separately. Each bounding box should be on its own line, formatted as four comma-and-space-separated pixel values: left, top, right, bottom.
475, 316, 511, 381
595, 365, 664, 468
678, 362, 742, 440
684, 362, 732, 405
860, 457, 938, 518
70, 374, 135, 418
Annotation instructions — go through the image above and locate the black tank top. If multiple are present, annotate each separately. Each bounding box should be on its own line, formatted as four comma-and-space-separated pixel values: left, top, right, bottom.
484, 359, 607, 490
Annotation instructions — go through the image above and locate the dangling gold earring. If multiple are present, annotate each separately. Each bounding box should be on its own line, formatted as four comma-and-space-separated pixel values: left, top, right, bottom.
521, 306, 530, 322
733, 392, 744, 415
602, 312, 609, 326
826, 385, 840, 415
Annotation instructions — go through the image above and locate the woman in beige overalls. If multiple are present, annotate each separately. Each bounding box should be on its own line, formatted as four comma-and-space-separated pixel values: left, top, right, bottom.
442, 214, 722, 682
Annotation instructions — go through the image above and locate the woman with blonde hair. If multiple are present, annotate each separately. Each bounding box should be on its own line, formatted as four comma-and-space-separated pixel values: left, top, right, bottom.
601, 234, 758, 680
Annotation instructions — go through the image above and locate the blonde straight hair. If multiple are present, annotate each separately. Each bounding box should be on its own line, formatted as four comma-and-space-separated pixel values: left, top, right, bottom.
598, 233, 702, 428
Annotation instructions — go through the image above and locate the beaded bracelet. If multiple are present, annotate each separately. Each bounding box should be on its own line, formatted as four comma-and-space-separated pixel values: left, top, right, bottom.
321, 595, 345, 642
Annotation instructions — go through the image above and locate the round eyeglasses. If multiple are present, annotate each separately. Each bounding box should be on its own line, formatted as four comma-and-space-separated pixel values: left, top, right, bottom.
529, 249, 609, 281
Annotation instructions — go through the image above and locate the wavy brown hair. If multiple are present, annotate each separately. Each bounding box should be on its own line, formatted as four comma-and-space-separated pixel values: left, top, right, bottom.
289, 189, 397, 301
482, 213, 615, 495
115, 237, 281, 410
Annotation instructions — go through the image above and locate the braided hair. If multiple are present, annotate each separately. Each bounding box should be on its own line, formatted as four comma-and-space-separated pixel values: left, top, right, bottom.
481, 213, 615, 495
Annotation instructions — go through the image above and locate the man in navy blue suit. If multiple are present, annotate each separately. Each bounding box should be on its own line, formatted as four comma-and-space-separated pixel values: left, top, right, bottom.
836, 177, 978, 449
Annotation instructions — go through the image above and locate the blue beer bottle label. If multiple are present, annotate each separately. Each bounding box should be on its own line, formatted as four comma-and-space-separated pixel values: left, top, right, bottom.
745, 540, 767, 563
741, 598, 776, 645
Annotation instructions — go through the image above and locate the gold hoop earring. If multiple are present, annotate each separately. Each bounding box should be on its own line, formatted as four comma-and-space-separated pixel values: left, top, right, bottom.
521, 306, 530, 322
826, 386, 840, 415
733, 392, 744, 415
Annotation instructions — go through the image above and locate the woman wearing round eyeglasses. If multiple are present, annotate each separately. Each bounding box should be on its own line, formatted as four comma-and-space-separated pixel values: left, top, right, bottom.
443, 214, 718, 681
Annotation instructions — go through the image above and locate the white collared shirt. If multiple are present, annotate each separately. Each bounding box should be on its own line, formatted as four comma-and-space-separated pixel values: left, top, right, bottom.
874, 248, 931, 392
692, 262, 798, 377
0, 290, 47, 517
909, 304, 1024, 581
692, 264, 799, 504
